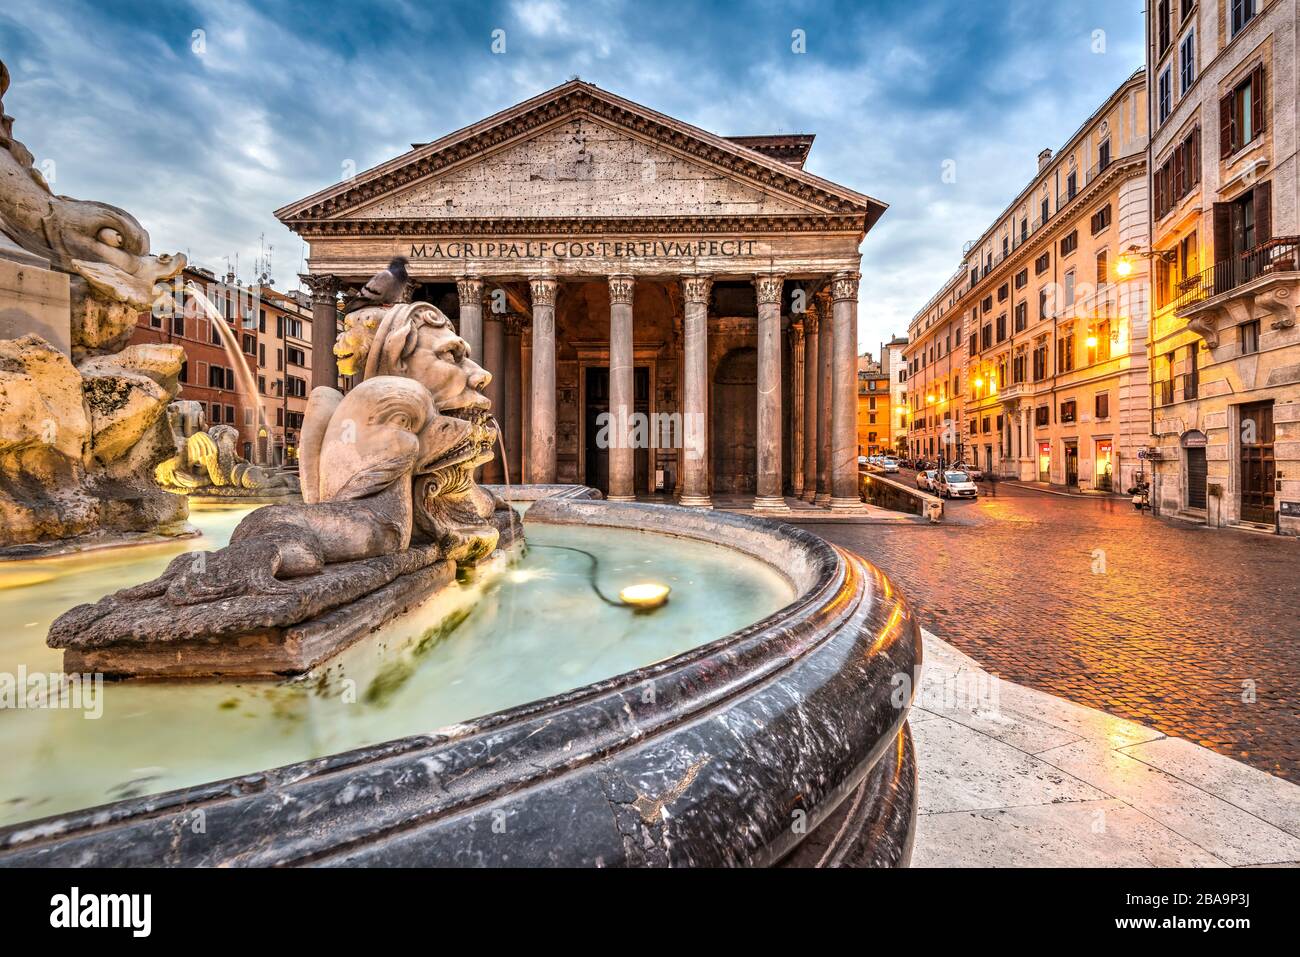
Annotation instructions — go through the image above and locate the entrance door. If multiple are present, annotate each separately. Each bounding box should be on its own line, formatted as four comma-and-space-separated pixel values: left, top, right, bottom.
1064, 442, 1079, 487
1187, 447, 1208, 509
1038, 442, 1050, 482
584, 366, 651, 497
1095, 440, 1113, 491
1240, 400, 1275, 524
712, 348, 757, 494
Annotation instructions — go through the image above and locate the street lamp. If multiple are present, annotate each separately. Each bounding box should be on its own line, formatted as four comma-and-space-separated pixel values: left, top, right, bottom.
1116, 244, 1176, 280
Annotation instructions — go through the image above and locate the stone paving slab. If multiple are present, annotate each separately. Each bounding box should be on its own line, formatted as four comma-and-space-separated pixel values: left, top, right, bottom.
913, 630, 1300, 867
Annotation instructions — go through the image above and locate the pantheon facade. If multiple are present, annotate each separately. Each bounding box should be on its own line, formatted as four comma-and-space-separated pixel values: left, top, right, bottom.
277, 81, 885, 509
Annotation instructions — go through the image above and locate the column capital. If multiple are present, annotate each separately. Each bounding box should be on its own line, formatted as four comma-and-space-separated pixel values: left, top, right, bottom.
608, 274, 635, 306
529, 277, 557, 307
754, 274, 785, 305
457, 277, 484, 306
681, 275, 712, 305
300, 273, 340, 304
790, 320, 805, 344
831, 272, 861, 301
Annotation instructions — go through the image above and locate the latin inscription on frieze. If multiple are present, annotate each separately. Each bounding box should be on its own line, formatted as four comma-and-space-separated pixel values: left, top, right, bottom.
410, 239, 760, 261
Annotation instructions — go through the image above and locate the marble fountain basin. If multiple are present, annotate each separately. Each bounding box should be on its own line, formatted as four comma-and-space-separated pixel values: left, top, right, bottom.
0, 493, 921, 867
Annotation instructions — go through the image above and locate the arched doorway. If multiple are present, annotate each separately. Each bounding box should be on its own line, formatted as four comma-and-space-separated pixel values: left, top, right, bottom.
712, 347, 757, 494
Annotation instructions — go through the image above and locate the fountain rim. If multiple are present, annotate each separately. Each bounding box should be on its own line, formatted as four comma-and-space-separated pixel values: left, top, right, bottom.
0, 491, 920, 867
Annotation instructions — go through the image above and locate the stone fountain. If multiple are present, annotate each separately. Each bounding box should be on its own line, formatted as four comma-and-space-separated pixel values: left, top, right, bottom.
0, 58, 189, 554
154, 400, 301, 501
47, 301, 516, 678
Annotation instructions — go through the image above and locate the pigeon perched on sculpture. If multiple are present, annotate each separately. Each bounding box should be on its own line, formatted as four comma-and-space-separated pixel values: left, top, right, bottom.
343, 256, 409, 314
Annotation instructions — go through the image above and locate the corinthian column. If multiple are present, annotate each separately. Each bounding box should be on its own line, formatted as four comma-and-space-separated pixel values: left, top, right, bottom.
482, 299, 505, 483
607, 274, 636, 502
753, 274, 788, 511
528, 277, 557, 484
679, 275, 712, 508
801, 302, 820, 502
816, 290, 833, 505
301, 273, 340, 390
791, 320, 806, 498
504, 314, 524, 485
457, 277, 484, 362
830, 272, 864, 510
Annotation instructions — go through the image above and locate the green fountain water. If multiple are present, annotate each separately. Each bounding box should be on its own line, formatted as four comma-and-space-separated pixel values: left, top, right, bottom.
0, 505, 794, 827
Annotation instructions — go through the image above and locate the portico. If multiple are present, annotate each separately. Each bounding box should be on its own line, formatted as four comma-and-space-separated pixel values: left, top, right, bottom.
277, 80, 885, 507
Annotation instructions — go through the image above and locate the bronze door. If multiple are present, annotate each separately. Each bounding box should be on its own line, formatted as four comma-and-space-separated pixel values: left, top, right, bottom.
1240, 401, 1275, 524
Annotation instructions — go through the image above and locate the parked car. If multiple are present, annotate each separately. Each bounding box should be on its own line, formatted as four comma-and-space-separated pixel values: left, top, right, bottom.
916, 469, 938, 491
858, 455, 869, 467
936, 470, 978, 499
954, 461, 984, 481
878, 457, 900, 473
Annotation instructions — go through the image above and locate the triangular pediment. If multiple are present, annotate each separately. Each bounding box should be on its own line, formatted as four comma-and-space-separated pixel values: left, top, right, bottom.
275, 81, 886, 229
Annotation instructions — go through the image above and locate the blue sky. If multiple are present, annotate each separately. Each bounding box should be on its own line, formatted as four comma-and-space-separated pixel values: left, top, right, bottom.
0, 0, 1144, 352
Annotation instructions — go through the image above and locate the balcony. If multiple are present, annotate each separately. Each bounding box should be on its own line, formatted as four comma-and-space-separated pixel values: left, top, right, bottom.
1174, 237, 1300, 348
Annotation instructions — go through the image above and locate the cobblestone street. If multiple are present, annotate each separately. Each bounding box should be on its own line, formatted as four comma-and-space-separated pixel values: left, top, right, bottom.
810, 475, 1300, 782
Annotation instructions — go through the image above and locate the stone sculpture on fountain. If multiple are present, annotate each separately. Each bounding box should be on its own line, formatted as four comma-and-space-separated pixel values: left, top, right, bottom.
154, 400, 301, 498
47, 300, 516, 678
0, 58, 189, 552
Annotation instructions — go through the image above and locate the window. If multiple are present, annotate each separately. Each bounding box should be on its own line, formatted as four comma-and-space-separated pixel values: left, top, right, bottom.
208, 365, 225, 389
1231, 0, 1256, 37
1066, 170, 1078, 201
258, 309, 266, 333
1035, 405, 1050, 427
1061, 231, 1078, 256
996, 313, 1007, 342
981, 416, 991, 434
1154, 126, 1201, 219
1095, 393, 1110, 419
1033, 341, 1048, 381
1040, 197, 1050, 225
179, 361, 188, 384
286, 375, 308, 398
1038, 286, 1051, 320
1098, 138, 1111, 171
1158, 67, 1172, 124
1094, 320, 1111, 362
1002, 237, 1009, 258
1179, 30, 1196, 95
1220, 66, 1265, 158
1014, 302, 1028, 332
1014, 268, 1028, 290
1185, 343, 1199, 399
1020, 218, 1028, 242
981, 295, 993, 313
1035, 251, 1051, 274
981, 324, 992, 350
1058, 333, 1075, 373
1157, 0, 1172, 54
1239, 319, 1260, 355
285, 317, 304, 340
1096, 250, 1108, 286
1012, 352, 1027, 384
1060, 400, 1077, 423
276, 348, 284, 371
969, 334, 978, 357
258, 374, 266, 394
225, 404, 234, 424
171, 314, 184, 337
242, 333, 256, 355
1064, 270, 1076, 307
287, 345, 306, 367
1090, 203, 1112, 235
997, 283, 1008, 303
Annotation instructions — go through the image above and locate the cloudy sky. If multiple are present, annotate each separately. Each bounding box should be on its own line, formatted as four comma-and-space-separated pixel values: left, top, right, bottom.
1, 0, 1144, 352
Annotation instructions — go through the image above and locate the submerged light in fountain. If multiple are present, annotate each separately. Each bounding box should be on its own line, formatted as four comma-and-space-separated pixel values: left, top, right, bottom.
618, 581, 670, 611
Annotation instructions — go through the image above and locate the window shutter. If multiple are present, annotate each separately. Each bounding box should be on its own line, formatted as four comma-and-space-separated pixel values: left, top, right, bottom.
1212, 202, 1232, 263
1254, 179, 1272, 246
1251, 66, 1266, 136
1190, 126, 1201, 184
1220, 92, 1235, 158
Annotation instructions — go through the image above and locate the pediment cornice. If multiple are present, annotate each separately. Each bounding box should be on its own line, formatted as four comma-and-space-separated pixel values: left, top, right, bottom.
275, 81, 886, 230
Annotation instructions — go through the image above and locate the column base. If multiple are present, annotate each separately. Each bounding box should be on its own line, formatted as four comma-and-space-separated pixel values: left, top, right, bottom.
814, 492, 832, 506
829, 496, 867, 512
752, 495, 791, 512
606, 494, 637, 503
677, 494, 713, 509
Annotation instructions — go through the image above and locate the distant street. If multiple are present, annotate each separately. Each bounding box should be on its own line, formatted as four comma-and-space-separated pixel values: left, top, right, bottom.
812, 472, 1300, 783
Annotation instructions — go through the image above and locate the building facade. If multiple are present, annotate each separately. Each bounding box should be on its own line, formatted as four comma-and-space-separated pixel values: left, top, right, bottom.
277, 81, 886, 509
856, 352, 891, 456
130, 266, 314, 464
903, 270, 971, 465
908, 71, 1152, 492
880, 334, 909, 453
1146, 0, 1299, 533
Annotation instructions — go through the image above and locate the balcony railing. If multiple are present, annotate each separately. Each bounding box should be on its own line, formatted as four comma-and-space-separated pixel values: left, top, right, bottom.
1174, 236, 1300, 314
